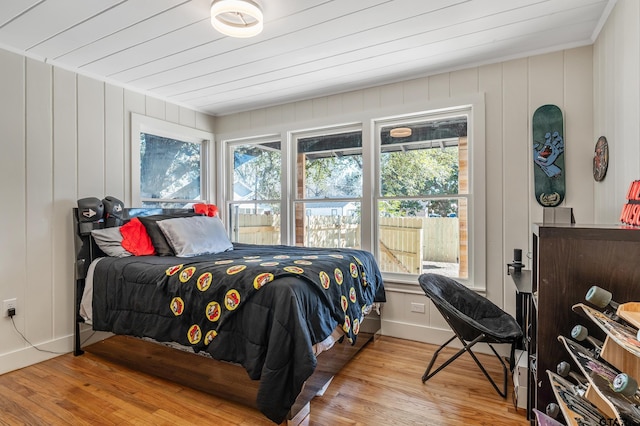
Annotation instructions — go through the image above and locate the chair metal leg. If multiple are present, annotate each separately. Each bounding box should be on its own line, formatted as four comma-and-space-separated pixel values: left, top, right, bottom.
421, 333, 510, 399
421, 335, 458, 382
422, 334, 485, 383
470, 342, 508, 398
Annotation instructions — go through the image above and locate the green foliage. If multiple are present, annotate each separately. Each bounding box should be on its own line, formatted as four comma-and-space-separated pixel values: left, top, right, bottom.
305, 155, 362, 198
231, 141, 459, 218
380, 146, 459, 217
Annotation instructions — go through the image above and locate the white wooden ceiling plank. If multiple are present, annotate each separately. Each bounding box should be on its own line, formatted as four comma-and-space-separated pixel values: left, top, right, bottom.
0, 0, 123, 51
156, 0, 605, 100
126, 0, 603, 95
162, 0, 613, 114
0, 1, 43, 27
109, 0, 591, 87
111, 0, 483, 90
91, 0, 396, 81
27, 0, 187, 59
80, 20, 217, 77
53, 0, 211, 68
184, 17, 598, 112
74, 0, 346, 76
0, 0, 613, 115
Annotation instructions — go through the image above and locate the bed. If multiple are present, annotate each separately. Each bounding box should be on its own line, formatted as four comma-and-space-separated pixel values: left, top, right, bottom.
72, 202, 385, 425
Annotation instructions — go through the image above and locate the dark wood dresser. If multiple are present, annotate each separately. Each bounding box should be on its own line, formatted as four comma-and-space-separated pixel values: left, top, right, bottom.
531, 224, 640, 418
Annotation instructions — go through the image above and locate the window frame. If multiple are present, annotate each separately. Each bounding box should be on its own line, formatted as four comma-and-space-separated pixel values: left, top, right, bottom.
290, 123, 363, 248
218, 94, 485, 289
373, 105, 480, 287
225, 133, 283, 243
131, 113, 214, 208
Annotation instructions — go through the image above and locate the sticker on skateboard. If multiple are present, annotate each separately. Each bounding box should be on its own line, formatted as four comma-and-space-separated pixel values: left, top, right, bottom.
533, 104, 565, 207
547, 370, 613, 425
558, 335, 640, 425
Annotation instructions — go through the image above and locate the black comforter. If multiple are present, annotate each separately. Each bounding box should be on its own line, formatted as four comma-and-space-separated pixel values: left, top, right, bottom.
91, 243, 385, 423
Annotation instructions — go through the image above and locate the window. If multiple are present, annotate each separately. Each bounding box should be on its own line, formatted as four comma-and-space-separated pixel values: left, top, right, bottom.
374, 105, 482, 285
220, 96, 485, 287
131, 114, 213, 208
227, 136, 282, 245
292, 126, 362, 249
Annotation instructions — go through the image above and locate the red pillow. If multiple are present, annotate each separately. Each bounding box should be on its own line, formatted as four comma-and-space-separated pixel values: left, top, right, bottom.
120, 218, 156, 256
194, 203, 219, 217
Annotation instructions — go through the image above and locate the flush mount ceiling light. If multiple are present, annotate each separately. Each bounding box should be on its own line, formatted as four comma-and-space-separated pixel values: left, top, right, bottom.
210, 0, 263, 38
389, 127, 412, 138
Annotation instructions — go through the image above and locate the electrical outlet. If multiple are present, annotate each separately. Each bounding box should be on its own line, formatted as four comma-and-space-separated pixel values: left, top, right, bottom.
410, 302, 425, 313
3, 298, 17, 317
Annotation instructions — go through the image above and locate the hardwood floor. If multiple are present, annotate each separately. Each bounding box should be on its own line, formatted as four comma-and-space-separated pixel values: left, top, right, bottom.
0, 336, 528, 425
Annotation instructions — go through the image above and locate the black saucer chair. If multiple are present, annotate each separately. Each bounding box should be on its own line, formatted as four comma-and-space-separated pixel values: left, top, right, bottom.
418, 273, 523, 398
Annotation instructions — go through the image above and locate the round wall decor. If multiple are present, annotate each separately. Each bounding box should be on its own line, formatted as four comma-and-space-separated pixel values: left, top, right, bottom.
593, 136, 609, 182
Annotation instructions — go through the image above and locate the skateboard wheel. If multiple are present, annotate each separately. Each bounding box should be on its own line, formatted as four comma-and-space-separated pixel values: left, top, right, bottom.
557, 361, 571, 377
613, 373, 638, 397
585, 285, 612, 308
571, 325, 588, 342
546, 402, 560, 418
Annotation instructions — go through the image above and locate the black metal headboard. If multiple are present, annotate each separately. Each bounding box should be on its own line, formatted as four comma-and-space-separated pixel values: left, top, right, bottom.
72, 206, 196, 355
72, 207, 195, 280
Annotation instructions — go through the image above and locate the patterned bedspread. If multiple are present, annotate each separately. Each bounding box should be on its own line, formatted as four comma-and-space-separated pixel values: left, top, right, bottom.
90, 243, 385, 423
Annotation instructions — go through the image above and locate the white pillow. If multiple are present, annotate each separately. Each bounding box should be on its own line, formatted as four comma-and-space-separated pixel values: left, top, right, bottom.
91, 227, 132, 258
157, 216, 233, 257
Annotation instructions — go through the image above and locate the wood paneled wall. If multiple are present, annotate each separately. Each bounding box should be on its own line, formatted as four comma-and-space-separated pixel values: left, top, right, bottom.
593, 0, 640, 223
216, 46, 596, 345
2, 17, 619, 371
0, 48, 214, 374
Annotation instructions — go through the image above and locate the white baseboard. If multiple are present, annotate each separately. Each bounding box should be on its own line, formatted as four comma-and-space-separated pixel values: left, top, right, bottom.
0, 327, 112, 375
0, 334, 72, 375
2, 320, 510, 376
380, 319, 512, 357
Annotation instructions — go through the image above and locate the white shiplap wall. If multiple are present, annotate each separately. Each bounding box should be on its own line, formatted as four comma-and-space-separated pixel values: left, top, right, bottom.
216, 46, 596, 344
0, 39, 606, 372
594, 0, 640, 223
0, 48, 214, 374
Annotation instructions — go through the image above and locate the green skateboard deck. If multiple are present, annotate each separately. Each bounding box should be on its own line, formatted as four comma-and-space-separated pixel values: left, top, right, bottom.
533, 104, 565, 207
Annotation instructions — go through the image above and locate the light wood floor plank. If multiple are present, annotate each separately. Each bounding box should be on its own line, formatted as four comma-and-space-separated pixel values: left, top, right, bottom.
0, 336, 528, 425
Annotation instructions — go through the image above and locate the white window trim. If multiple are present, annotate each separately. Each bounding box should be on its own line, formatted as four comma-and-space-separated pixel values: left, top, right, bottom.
216, 93, 486, 289
224, 134, 283, 240
372, 100, 486, 290
130, 113, 215, 207
290, 123, 364, 246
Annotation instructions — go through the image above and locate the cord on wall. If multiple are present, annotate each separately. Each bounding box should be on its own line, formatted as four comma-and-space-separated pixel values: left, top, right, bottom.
9, 316, 66, 355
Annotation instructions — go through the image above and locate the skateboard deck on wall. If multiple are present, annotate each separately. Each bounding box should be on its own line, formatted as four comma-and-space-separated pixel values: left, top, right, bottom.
533, 104, 565, 207
559, 335, 640, 425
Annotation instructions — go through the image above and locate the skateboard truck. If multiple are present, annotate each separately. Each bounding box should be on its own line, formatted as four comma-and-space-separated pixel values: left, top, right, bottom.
571, 325, 603, 356
556, 361, 587, 391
